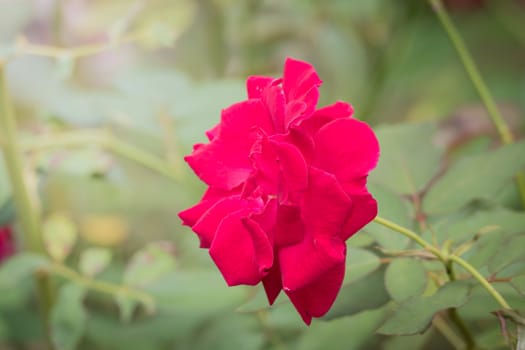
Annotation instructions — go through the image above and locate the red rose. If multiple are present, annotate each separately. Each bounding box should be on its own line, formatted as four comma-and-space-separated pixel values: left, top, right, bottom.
179, 58, 379, 324
0, 225, 15, 261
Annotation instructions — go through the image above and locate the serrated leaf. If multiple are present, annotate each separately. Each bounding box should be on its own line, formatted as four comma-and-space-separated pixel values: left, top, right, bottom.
385, 258, 428, 302
378, 281, 471, 335
0, 253, 49, 289
365, 184, 412, 250
78, 247, 112, 277
370, 122, 442, 195
124, 241, 176, 288
344, 248, 381, 285
42, 213, 77, 262
423, 141, 525, 215
51, 283, 87, 350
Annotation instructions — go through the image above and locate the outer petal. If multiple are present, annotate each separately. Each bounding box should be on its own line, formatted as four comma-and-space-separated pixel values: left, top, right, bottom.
285, 262, 345, 325
185, 100, 274, 190
210, 210, 273, 286
279, 236, 345, 291
282, 58, 322, 126
313, 118, 379, 190
298, 101, 354, 137
178, 187, 239, 227
191, 196, 252, 248
342, 193, 378, 240
247, 76, 274, 99
262, 255, 282, 305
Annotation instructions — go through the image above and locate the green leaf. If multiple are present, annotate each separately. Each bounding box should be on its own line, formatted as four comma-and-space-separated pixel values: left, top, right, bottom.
423, 141, 525, 215
42, 213, 77, 262
378, 281, 471, 335
51, 283, 87, 350
0, 253, 49, 289
123, 241, 176, 288
440, 208, 525, 244
370, 122, 442, 195
297, 307, 387, 350
511, 275, 525, 297
365, 184, 413, 250
78, 247, 112, 277
489, 234, 525, 274
385, 258, 428, 302
344, 248, 381, 285
324, 268, 390, 320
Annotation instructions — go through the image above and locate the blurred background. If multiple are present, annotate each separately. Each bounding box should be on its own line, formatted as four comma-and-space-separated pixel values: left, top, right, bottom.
0, 0, 524, 349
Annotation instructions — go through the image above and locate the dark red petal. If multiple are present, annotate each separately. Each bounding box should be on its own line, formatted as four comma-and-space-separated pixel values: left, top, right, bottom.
247, 76, 274, 99
342, 193, 378, 241
178, 187, 240, 227
274, 204, 304, 246
191, 196, 251, 248
282, 58, 322, 126
210, 210, 272, 286
185, 100, 273, 190
301, 167, 352, 238
285, 262, 345, 325
279, 236, 345, 291
314, 118, 379, 189
299, 101, 354, 136
262, 255, 283, 305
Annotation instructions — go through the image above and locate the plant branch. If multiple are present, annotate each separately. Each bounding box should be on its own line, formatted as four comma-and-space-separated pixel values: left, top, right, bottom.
21, 129, 183, 182
373, 216, 512, 311
50, 263, 155, 313
0, 60, 54, 349
428, 0, 525, 208
373, 216, 446, 262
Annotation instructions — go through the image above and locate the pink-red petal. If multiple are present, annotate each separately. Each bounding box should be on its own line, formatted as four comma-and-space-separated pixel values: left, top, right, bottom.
314, 118, 379, 189
210, 210, 272, 286
285, 262, 345, 325
342, 193, 378, 240
185, 100, 273, 190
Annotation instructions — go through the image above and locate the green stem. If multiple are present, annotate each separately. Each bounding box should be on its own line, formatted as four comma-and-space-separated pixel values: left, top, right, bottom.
20, 130, 183, 182
373, 216, 446, 262
0, 61, 54, 348
448, 255, 511, 309
429, 0, 525, 208
445, 263, 476, 350
373, 216, 512, 311
51, 263, 155, 313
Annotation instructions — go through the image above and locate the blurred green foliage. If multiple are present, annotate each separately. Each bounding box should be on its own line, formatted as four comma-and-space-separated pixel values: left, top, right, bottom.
0, 0, 525, 349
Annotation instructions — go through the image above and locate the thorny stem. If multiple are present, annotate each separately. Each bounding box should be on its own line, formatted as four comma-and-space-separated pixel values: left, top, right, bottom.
428, 0, 525, 208
373, 216, 512, 311
50, 263, 155, 313
0, 61, 54, 349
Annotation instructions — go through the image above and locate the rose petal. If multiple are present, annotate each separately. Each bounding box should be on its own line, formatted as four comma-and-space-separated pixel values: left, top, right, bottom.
210, 210, 272, 286
178, 187, 238, 227
282, 58, 322, 126
262, 255, 282, 305
314, 118, 379, 189
191, 196, 252, 248
301, 167, 352, 238
298, 101, 354, 136
285, 262, 345, 325
275, 204, 304, 246
279, 236, 345, 291
342, 193, 378, 240
247, 76, 274, 99
185, 100, 274, 190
